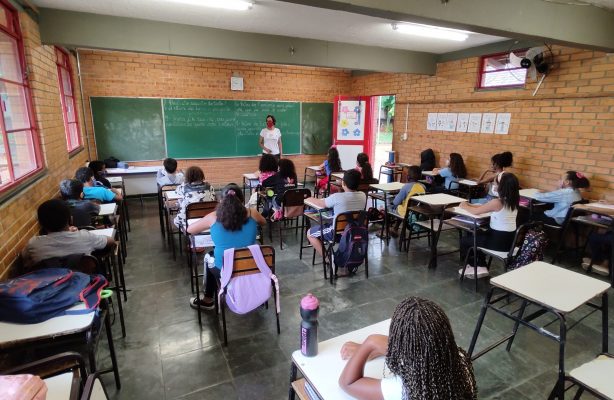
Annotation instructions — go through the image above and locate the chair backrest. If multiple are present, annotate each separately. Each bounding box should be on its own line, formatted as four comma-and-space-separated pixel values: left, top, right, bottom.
332, 210, 369, 236
281, 188, 311, 218
186, 200, 218, 220
81, 373, 109, 400
357, 178, 378, 195
228, 245, 275, 277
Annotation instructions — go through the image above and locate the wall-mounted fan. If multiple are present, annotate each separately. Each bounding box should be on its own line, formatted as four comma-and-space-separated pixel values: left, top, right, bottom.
509, 46, 552, 80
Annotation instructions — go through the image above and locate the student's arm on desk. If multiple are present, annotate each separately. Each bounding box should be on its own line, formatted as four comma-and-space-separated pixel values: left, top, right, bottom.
186, 212, 216, 234
306, 197, 326, 209
248, 208, 267, 226
111, 188, 123, 200
459, 198, 502, 214
477, 169, 495, 185
338, 334, 388, 400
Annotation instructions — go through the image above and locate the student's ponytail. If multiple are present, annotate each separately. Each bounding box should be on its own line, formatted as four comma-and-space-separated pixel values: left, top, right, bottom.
566, 171, 590, 189
356, 152, 373, 181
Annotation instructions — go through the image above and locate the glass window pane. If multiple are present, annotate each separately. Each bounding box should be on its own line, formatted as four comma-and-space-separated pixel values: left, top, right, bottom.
68, 123, 80, 150
65, 95, 76, 123
0, 32, 22, 83
481, 69, 527, 87
0, 137, 9, 186
0, 82, 31, 131
60, 68, 73, 95
8, 130, 36, 179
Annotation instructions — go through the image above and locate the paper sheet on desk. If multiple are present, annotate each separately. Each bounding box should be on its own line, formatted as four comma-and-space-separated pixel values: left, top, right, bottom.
588, 203, 614, 211
194, 235, 214, 248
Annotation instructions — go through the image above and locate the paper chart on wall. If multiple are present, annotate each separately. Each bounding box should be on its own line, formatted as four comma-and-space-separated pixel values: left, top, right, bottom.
436, 113, 446, 131
456, 113, 469, 132
468, 113, 482, 133
427, 113, 438, 130
495, 113, 511, 134
337, 100, 365, 140
444, 113, 457, 132
481, 113, 496, 134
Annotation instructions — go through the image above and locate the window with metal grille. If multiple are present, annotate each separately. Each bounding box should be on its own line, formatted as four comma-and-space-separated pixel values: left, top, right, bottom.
55, 47, 82, 153
477, 50, 527, 89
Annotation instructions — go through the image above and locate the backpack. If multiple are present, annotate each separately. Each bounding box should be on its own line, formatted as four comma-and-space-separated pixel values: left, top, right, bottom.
333, 213, 369, 274
219, 245, 280, 315
509, 228, 548, 270
0, 268, 108, 324
366, 207, 383, 222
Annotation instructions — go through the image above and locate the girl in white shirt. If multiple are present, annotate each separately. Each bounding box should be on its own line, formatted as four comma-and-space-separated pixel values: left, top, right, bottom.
259, 114, 282, 159
338, 296, 477, 400
476, 151, 513, 200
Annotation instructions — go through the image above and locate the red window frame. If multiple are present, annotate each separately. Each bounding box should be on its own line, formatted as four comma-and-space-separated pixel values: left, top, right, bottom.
55, 47, 82, 153
0, 0, 43, 194
476, 50, 528, 90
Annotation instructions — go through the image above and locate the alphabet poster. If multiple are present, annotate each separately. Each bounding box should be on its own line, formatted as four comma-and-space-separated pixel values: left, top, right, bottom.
481, 113, 496, 134
456, 113, 469, 132
337, 100, 365, 140
468, 113, 482, 133
495, 113, 511, 134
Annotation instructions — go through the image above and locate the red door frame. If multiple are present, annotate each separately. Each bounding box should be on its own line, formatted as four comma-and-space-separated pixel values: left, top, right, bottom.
332, 95, 373, 158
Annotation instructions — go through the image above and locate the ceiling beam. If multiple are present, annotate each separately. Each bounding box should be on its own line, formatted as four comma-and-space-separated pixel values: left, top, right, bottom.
38, 8, 436, 74
276, 0, 614, 52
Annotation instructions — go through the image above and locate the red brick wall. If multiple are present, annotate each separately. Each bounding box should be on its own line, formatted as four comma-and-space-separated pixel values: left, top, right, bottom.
351, 46, 614, 202
0, 13, 89, 279
78, 50, 351, 187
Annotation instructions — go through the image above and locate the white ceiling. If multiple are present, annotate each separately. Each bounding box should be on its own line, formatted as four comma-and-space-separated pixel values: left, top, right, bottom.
32, 0, 509, 54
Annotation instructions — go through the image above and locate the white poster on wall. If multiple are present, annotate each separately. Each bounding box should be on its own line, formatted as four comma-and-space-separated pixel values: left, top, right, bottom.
468, 113, 482, 133
337, 100, 365, 140
427, 113, 438, 130
495, 113, 511, 134
436, 113, 446, 130
481, 113, 497, 134
445, 113, 458, 132
456, 113, 469, 132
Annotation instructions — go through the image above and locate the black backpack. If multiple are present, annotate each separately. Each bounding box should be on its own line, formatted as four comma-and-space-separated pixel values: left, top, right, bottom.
334, 213, 369, 274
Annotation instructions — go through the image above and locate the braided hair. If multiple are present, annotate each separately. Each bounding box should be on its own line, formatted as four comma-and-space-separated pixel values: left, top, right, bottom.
386, 297, 477, 400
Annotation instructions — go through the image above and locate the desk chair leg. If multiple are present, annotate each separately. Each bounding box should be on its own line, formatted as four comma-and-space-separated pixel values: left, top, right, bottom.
104, 309, 122, 390
110, 255, 126, 338
547, 315, 567, 400
505, 299, 527, 352
601, 292, 608, 353
572, 387, 584, 400
195, 259, 202, 326
221, 296, 228, 346
289, 363, 298, 400
468, 287, 495, 358
158, 193, 165, 237
365, 252, 369, 278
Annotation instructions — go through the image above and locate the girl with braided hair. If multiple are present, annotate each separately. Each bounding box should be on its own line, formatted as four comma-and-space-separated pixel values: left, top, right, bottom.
339, 296, 477, 400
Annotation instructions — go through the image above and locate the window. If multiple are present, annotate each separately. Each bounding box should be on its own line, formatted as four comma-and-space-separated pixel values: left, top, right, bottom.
477, 51, 527, 89
0, 0, 42, 192
55, 47, 81, 153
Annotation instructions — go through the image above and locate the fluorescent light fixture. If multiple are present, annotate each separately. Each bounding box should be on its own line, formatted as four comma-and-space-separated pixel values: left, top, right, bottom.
391, 22, 470, 41
168, 0, 254, 10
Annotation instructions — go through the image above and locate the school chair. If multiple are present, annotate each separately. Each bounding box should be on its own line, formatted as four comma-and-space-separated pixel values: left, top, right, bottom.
321, 210, 369, 284
274, 188, 311, 250
403, 199, 456, 254
563, 353, 614, 399
183, 200, 218, 297
386, 185, 428, 252
216, 245, 279, 346
0, 352, 88, 400
547, 199, 588, 264
157, 184, 178, 237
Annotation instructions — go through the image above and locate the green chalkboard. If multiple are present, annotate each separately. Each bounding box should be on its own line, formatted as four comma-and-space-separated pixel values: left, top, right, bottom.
301, 103, 333, 154
163, 99, 300, 158
90, 97, 166, 161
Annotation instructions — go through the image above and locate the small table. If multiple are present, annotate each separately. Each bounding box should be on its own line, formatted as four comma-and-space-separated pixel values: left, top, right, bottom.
454, 179, 481, 200
289, 319, 390, 400
468, 261, 610, 399
106, 165, 159, 196
410, 193, 466, 268
242, 173, 260, 198
368, 182, 405, 245
98, 203, 117, 216
303, 166, 323, 190
519, 188, 547, 218
378, 164, 403, 183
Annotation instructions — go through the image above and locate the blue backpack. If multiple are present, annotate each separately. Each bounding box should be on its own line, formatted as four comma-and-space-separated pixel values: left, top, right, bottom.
0, 268, 107, 324
334, 213, 369, 274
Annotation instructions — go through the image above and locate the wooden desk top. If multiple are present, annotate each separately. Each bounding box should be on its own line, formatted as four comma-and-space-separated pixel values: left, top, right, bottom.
448, 206, 492, 219
519, 188, 541, 199
370, 182, 404, 192
490, 261, 610, 314
305, 199, 326, 211
90, 228, 116, 238
575, 203, 614, 217
292, 320, 390, 400
243, 173, 258, 180
411, 193, 466, 206
98, 203, 117, 216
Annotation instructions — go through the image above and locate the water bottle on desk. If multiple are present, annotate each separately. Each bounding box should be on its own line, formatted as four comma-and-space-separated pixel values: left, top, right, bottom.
300, 293, 319, 357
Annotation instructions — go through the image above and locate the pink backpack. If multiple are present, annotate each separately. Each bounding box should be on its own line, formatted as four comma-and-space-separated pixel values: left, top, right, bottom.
219, 245, 280, 315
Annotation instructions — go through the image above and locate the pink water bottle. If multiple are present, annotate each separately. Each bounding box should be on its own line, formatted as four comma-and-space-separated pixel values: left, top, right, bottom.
300, 293, 319, 357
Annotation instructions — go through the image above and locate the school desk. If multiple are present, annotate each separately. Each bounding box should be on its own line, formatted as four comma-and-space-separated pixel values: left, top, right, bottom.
302, 198, 333, 268
368, 182, 404, 245
303, 166, 324, 192
468, 261, 609, 399
289, 319, 390, 400
98, 203, 117, 216
106, 165, 159, 196
242, 173, 259, 198
378, 164, 403, 183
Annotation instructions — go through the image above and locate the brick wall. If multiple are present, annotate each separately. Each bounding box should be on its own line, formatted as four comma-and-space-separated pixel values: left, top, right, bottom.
350, 46, 614, 202
0, 12, 89, 279
78, 50, 352, 187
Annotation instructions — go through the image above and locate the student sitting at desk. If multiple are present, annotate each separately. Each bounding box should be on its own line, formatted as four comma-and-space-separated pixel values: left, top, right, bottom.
476, 151, 513, 200
262, 158, 298, 216
356, 153, 374, 182
157, 157, 184, 186
22, 199, 115, 268
338, 296, 477, 400
88, 160, 111, 188
60, 179, 100, 228
306, 170, 366, 260
389, 166, 425, 237
431, 153, 467, 193
532, 170, 590, 226
174, 166, 216, 229
75, 167, 123, 203
186, 184, 266, 310
458, 173, 520, 279
316, 146, 342, 195
254, 153, 278, 184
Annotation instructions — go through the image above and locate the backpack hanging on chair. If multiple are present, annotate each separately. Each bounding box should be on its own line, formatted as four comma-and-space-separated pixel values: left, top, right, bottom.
509, 228, 548, 270
334, 213, 369, 275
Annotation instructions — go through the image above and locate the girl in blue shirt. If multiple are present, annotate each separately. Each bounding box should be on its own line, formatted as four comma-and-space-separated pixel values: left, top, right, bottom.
316, 147, 342, 195
186, 184, 266, 310
432, 153, 467, 192
533, 171, 590, 225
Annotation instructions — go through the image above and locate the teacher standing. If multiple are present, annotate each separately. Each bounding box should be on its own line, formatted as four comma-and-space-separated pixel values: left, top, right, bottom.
259, 114, 282, 160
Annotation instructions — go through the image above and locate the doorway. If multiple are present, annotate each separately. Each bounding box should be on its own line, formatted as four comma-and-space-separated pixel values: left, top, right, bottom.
370, 95, 395, 182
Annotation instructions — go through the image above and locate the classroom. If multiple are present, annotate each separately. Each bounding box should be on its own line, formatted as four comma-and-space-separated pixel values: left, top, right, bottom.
0, 0, 613, 399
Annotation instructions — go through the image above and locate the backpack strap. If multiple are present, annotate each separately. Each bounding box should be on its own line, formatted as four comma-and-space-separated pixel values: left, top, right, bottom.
247, 245, 280, 314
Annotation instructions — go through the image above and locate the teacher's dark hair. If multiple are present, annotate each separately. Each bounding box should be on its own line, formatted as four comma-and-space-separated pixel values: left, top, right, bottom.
266, 114, 276, 125
216, 183, 248, 232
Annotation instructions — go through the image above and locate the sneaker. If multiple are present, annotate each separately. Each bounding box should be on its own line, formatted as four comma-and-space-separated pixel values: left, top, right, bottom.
582, 257, 592, 265
592, 264, 610, 276
190, 296, 215, 311
581, 262, 591, 271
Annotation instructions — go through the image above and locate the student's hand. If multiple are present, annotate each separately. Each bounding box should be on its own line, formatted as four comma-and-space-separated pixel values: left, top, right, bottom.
340, 341, 360, 360
364, 334, 388, 356
68, 226, 78, 232
459, 201, 469, 210
432, 168, 440, 174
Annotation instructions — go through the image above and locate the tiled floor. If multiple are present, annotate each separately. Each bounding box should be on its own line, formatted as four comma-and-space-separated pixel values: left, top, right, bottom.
99, 198, 613, 399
